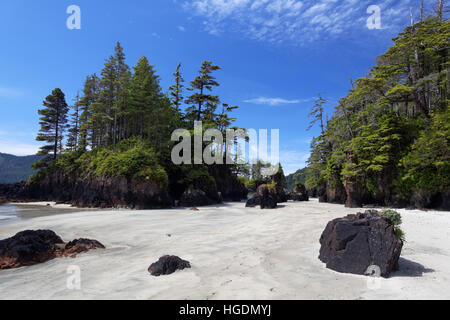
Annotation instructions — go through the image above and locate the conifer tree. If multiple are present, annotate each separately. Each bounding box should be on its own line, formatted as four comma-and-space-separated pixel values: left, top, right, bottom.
35, 88, 69, 166
185, 61, 221, 123
66, 92, 80, 150
168, 62, 184, 114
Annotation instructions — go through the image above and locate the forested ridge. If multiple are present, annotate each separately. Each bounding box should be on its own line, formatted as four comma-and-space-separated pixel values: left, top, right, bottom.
306, 14, 449, 210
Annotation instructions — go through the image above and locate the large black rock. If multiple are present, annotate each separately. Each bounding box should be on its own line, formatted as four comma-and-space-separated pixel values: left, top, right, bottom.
148, 255, 191, 276
0, 230, 65, 269
246, 185, 278, 209
319, 210, 403, 277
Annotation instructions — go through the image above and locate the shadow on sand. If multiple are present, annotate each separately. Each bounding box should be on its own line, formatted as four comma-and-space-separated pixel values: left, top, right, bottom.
391, 257, 435, 278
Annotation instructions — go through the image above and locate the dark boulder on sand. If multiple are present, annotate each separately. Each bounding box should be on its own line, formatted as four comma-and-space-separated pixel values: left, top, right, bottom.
319, 210, 403, 277
148, 255, 191, 276
63, 238, 105, 258
0, 230, 105, 270
0, 230, 65, 270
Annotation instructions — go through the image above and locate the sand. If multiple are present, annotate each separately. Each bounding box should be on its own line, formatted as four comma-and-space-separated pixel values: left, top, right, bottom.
0, 199, 449, 300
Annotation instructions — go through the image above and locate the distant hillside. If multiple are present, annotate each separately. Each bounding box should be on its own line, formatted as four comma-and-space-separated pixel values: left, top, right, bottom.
0, 153, 41, 184
285, 168, 308, 190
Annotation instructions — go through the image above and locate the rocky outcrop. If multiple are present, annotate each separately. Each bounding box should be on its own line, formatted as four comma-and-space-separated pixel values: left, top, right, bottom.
148, 255, 191, 276
319, 210, 403, 277
344, 178, 363, 208
0, 197, 6, 205
274, 187, 289, 203
246, 184, 277, 209
326, 183, 346, 204
63, 239, 105, 258
0, 230, 105, 270
245, 195, 261, 207
0, 172, 173, 209
289, 192, 309, 201
179, 188, 216, 207
0, 230, 65, 270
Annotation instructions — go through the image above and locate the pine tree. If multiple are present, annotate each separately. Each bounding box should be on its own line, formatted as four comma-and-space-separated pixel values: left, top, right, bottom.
168, 62, 184, 114
66, 92, 81, 150
35, 88, 69, 166
307, 93, 327, 134
78, 74, 100, 150
185, 61, 221, 123
129, 56, 162, 141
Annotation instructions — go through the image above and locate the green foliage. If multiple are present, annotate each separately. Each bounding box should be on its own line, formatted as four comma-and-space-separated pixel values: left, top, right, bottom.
294, 181, 306, 194
285, 167, 308, 190
33, 139, 168, 189
380, 209, 405, 241
306, 16, 449, 205
399, 108, 450, 194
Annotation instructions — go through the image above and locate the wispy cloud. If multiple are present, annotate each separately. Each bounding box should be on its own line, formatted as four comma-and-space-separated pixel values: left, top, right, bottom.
178, 25, 186, 32
244, 96, 311, 106
183, 0, 426, 45
0, 87, 24, 99
279, 149, 310, 174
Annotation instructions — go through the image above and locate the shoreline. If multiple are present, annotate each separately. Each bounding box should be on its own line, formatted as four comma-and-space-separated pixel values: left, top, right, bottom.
0, 200, 449, 300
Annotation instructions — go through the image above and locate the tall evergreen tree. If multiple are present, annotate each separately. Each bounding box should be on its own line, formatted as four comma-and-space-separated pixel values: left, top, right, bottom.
168, 62, 184, 114
78, 74, 100, 150
185, 61, 221, 123
66, 92, 80, 150
307, 93, 327, 134
35, 88, 69, 165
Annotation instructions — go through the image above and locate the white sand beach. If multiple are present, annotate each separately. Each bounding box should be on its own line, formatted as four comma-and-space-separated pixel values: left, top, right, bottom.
0, 199, 449, 300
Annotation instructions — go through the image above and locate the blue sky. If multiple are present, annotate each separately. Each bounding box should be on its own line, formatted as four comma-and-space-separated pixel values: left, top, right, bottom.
0, 0, 435, 173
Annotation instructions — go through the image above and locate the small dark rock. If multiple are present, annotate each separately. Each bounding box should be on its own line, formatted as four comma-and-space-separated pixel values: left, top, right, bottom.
64, 238, 105, 258
148, 255, 191, 276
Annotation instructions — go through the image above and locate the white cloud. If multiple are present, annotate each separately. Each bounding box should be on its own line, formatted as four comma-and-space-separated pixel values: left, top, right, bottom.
178, 25, 186, 32
244, 96, 311, 106
183, 0, 422, 45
